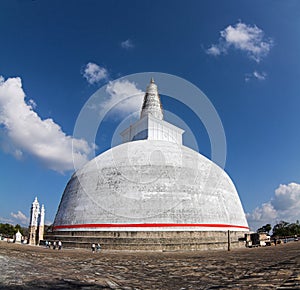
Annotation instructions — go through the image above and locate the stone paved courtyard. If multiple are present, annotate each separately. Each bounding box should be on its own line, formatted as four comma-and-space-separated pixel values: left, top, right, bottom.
1, 241, 300, 289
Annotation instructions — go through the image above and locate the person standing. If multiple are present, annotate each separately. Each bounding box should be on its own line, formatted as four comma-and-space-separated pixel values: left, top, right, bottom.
91, 243, 96, 253
58, 240, 62, 250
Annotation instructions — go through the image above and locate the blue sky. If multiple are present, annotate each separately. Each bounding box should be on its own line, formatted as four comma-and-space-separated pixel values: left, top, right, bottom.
1, 0, 300, 230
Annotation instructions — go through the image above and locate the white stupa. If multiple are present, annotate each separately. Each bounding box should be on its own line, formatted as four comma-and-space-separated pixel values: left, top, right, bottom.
52, 79, 249, 250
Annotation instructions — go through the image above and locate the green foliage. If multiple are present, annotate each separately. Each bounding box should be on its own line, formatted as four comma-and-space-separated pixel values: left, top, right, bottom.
0, 223, 16, 237
257, 223, 272, 234
14, 224, 25, 236
272, 220, 300, 237
45, 224, 53, 233
0, 223, 25, 237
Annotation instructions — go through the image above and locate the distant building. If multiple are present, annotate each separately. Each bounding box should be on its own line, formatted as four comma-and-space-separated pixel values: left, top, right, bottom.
28, 197, 45, 245
14, 230, 22, 243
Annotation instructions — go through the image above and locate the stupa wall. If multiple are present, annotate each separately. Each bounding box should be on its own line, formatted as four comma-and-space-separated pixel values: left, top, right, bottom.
46, 230, 247, 251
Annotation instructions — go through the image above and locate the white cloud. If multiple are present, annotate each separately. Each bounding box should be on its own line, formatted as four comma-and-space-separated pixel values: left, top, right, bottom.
0, 216, 14, 224
273, 183, 300, 214
121, 39, 134, 49
245, 71, 267, 82
10, 211, 29, 225
247, 182, 300, 231
28, 99, 37, 109
83, 62, 108, 84
0, 76, 94, 172
206, 45, 222, 56
253, 71, 267, 80
207, 21, 273, 62
246, 202, 277, 230
100, 80, 144, 118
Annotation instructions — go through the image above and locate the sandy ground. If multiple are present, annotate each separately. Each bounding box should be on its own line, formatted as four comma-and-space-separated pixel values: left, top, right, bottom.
0, 241, 300, 289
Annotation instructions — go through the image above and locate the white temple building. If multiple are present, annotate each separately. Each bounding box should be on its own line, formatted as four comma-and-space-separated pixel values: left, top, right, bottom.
28, 197, 45, 245
52, 79, 249, 250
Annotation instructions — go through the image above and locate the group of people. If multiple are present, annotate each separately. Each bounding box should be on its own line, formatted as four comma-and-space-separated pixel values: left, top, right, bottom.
44, 240, 101, 252
45, 240, 62, 250
91, 243, 101, 253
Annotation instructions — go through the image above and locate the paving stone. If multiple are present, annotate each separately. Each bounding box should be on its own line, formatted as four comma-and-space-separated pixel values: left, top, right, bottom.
1, 241, 300, 289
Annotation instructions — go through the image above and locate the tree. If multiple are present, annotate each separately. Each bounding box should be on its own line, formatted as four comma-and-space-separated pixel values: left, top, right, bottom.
272, 221, 289, 237
288, 222, 300, 236
272, 220, 300, 237
0, 223, 26, 237
257, 223, 272, 234
14, 224, 24, 236
0, 223, 16, 237
45, 224, 53, 233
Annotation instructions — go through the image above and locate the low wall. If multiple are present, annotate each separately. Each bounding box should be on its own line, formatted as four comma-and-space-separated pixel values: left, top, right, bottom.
45, 230, 246, 251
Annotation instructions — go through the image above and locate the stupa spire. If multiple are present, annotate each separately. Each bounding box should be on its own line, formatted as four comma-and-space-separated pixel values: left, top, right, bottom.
140, 78, 163, 120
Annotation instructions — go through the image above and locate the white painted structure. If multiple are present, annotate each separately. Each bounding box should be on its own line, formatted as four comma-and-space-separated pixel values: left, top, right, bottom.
38, 204, 45, 242
30, 197, 40, 228
28, 197, 45, 245
121, 78, 184, 145
14, 230, 22, 243
121, 115, 184, 145
140, 78, 163, 120
54, 79, 249, 233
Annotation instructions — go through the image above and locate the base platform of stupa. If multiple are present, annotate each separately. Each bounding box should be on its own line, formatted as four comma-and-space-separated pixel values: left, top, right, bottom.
46, 230, 246, 251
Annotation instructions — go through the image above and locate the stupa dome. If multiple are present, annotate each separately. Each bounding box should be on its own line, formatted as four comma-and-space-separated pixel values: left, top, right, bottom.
53, 79, 248, 233
54, 139, 248, 231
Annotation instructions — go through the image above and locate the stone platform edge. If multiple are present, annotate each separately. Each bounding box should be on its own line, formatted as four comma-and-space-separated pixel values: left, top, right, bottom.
45, 230, 247, 251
